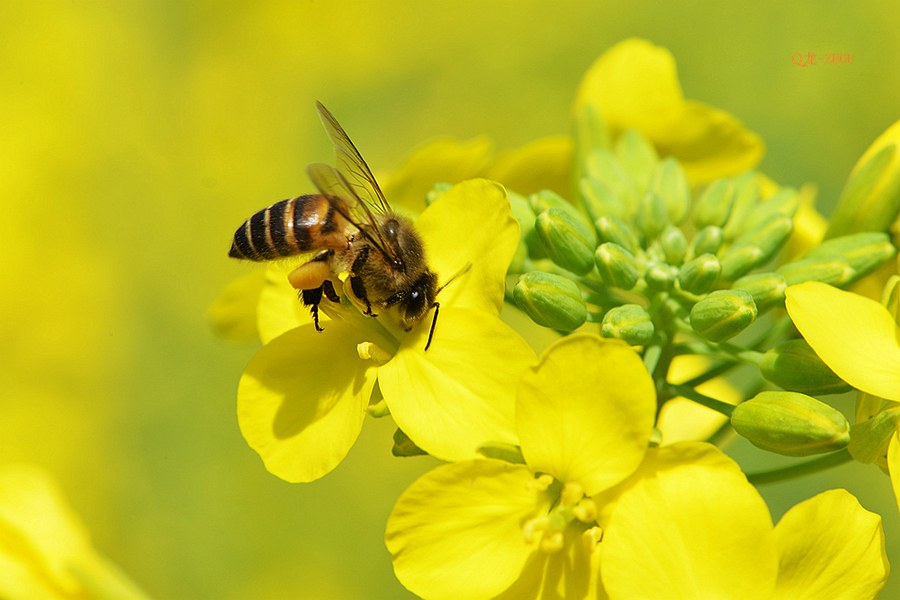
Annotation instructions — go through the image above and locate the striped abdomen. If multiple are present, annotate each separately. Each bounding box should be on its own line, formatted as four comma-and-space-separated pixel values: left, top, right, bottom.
229, 194, 350, 261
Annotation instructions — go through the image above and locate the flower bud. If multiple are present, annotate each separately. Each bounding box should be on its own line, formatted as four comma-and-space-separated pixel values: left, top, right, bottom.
826, 124, 900, 239
741, 187, 800, 233
601, 304, 654, 346
776, 256, 853, 287
595, 215, 641, 255
636, 191, 669, 242
530, 189, 592, 229
595, 243, 640, 290
644, 262, 676, 292
514, 271, 587, 330
584, 149, 639, 215
848, 406, 900, 464
731, 391, 850, 457
508, 190, 536, 273
579, 178, 625, 223
535, 207, 597, 276
649, 157, 690, 224
733, 214, 794, 263
717, 244, 764, 281
732, 272, 787, 313
803, 232, 896, 285
690, 289, 757, 342
677, 253, 721, 295
760, 339, 852, 395
573, 103, 611, 162
690, 226, 724, 257
693, 179, 734, 229
722, 171, 761, 240
615, 129, 658, 195
659, 225, 688, 265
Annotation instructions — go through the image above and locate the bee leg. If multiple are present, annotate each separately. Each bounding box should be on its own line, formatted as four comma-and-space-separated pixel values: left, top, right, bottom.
424, 302, 439, 351
300, 287, 326, 332
349, 245, 377, 317
288, 250, 333, 290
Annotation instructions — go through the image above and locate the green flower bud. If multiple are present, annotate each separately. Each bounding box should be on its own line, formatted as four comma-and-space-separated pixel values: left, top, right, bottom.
690, 289, 757, 342
574, 104, 612, 162
760, 339, 852, 395
741, 187, 800, 233
508, 190, 535, 273
601, 304, 654, 346
393, 428, 428, 457
659, 225, 688, 265
717, 244, 765, 281
731, 391, 850, 457
722, 171, 761, 241
677, 253, 721, 295
513, 271, 587, 330
649, 157, 691, 224
615, 129, 658, 195
776, 256, 853, 287
477, 442, 526, 465
804, 232, 896, 285
690, 226, 724, 257
529, 189, 591, 229
595, 215, 641, 254
584, 149, 639, 218
826, 142, 900, 239
732, 272, 787, 313
595, 243, 640, 290
580, 178, 625, 223
693, 179, 734, 229
636, 192, 669, 242
425, 182, 454, 205
535, 207, 597, 275
733, 214, 794, 263
848, 406, 900, 463
645, 262, 676, 292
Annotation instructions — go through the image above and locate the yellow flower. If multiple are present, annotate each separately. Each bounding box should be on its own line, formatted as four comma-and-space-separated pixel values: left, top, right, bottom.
385, 334, 656, 599
601, 444, 888, 599
237, 179, 535, 482
0, 464, 152, 600
574, 38, 765, 185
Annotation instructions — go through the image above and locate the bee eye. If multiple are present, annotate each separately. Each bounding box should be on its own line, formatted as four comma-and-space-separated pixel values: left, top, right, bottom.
383, 219, 399, 240
405, 287, 426, 320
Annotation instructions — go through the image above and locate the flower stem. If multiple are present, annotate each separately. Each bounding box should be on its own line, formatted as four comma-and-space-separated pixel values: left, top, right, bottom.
745, 449, 853, 485
664, 383, 735, 417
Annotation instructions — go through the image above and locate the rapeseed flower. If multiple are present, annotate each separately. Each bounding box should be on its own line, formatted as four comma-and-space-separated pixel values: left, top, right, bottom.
237, 179, 535, 482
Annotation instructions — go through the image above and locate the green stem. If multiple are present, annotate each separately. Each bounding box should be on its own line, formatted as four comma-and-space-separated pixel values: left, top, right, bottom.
664, 383, 735, 417
746, 449, 853, 485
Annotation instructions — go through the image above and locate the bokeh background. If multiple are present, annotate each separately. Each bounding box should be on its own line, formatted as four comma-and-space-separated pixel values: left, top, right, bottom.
2, 1, 899, 598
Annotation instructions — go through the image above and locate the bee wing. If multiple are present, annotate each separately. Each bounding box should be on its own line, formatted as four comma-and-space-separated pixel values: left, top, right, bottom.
306, 161, 395, 261
315, 101, 391, 216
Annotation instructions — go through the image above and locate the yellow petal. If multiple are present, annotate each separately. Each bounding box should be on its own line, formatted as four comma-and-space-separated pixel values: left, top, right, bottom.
601, 443, 777, 600
772, 489, 888, 600
208, 270, 265, 342
379, 307, 534, 461
785, 281, 900, 401
386, 460, 547, 600
0, 465, 151, 600
574, 38, 763, 185
257, 260, 312, 344
484, 135, 574, 198
381, 136, 494, 214
415, 179, 519, 316
890, 430, 900, 516
516, 334, 655, 496
238, 323, 378, 482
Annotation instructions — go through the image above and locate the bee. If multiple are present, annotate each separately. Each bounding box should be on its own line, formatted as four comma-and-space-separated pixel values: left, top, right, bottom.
229, 102, 445, 350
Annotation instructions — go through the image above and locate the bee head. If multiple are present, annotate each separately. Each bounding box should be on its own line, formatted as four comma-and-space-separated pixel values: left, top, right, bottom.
402, 270, 439, 326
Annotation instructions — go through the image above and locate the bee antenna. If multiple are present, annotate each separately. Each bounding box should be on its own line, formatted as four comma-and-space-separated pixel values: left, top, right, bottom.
424, 302, 439, 351
437, 263, 473, 294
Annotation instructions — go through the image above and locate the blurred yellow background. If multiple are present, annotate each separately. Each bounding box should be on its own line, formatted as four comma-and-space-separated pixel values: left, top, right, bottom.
2, 1, 898, 598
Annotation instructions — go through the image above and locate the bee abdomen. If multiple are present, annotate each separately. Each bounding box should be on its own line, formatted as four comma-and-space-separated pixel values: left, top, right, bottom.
229, 195, 328, 261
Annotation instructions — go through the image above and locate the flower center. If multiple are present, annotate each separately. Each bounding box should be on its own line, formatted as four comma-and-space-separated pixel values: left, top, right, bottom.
521, 478, 599, 554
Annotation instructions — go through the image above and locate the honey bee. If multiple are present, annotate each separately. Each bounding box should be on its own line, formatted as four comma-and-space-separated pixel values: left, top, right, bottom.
229, 102, 445, 349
